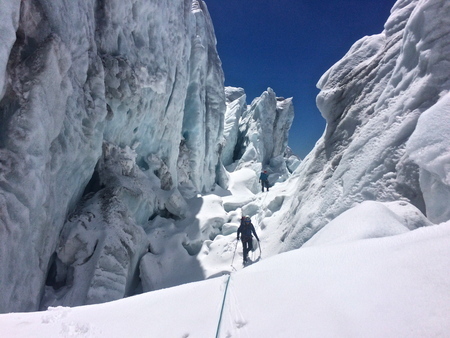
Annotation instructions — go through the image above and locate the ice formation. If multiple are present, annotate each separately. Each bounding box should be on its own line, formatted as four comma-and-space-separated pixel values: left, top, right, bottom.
264, 0, 450, 253
0, 0, 296, 312
223, 87, 297, 175
0, 0, 228, 312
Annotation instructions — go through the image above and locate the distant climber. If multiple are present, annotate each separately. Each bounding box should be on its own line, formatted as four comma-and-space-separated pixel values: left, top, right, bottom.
259, 170, 269, 192
237, 216, 259, 264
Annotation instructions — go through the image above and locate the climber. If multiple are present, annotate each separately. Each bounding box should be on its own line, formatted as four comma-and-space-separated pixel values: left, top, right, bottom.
237, 216, 260, 264
259, 170, 269, 192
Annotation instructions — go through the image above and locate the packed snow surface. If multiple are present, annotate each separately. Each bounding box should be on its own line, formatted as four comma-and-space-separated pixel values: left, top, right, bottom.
1, 208, 449, 337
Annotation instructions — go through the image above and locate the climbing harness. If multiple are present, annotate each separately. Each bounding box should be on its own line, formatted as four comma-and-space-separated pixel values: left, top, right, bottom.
215, 274, 231, 338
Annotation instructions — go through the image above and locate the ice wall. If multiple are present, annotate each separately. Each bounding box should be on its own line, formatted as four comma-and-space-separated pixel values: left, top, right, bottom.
0, 0, 225, 312
223, 87, 297, 180
271, 0, 450, 252
222, 87, 246, 167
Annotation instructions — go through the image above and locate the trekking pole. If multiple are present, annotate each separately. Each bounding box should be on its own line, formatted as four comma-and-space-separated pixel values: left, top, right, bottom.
230, 239, 239, 271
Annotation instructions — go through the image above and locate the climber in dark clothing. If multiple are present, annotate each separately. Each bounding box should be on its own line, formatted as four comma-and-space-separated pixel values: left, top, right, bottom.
237, 216, 260, 264
259, 170, 269, 192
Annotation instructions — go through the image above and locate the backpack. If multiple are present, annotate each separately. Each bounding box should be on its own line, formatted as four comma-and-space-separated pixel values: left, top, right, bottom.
240, 217, 253, 239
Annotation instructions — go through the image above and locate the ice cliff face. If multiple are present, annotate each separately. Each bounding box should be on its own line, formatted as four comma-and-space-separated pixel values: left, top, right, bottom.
0, 0, 296, 313
0, 0, 227, 312
223, 87, 297, 175
270, 0, 450, 253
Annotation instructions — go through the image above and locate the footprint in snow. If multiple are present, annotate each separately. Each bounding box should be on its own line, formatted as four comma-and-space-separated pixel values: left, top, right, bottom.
235, 319, 247, 329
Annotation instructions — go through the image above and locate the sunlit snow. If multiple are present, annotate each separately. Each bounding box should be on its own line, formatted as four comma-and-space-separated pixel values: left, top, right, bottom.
1, 187, 449, 336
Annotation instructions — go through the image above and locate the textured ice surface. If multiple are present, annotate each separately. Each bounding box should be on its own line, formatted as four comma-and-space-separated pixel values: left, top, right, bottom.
407, 93, 450, 223
0, 1, 20, 97
0, 0, 225, 312
222, 87, 246, 166
235, 88, 294, 168
269, 0, 450, 253
0, 0, 296, 311
223, 87, 297, 183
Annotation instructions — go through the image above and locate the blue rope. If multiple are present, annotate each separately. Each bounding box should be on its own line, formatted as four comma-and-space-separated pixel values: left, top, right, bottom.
215, 274, 231, 338
230, 239, 238, 271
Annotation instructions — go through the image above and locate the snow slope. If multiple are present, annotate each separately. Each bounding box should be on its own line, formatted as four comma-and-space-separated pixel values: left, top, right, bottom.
1, 208, 449, 337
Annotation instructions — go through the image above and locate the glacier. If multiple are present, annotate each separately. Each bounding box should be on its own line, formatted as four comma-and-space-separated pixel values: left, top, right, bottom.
0, 0, 450, 321
0, 0, 296, 312
0, 0, 229, 312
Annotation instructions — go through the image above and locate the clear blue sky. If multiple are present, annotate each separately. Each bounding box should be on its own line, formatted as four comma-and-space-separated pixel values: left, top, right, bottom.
205, 0, 396, 158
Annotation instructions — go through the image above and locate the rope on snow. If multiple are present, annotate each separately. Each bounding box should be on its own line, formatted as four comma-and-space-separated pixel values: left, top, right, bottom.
215, 274, 232, 338
230, 239, 239, 271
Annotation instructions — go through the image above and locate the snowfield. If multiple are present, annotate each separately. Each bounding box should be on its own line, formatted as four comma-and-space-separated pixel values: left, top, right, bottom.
1, 208, 449, 337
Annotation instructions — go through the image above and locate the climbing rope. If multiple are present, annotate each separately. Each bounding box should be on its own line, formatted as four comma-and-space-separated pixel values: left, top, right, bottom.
230, 239, 239, 271
215, 220, 263, 336
256, 190, 269, 226
215, 274, 232, 338
262, 190, 269, 204
257, 239, 262, 259
215, 176, 269, 336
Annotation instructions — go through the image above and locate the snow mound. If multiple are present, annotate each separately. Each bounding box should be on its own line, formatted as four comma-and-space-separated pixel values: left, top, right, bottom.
304, 200, 432, 247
